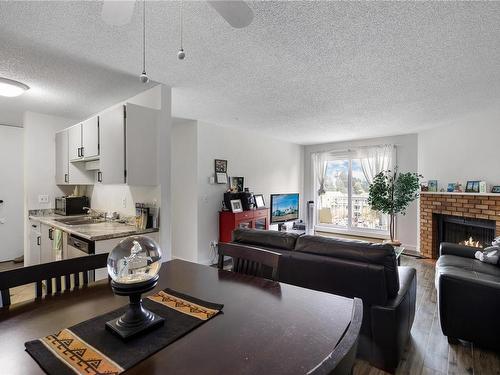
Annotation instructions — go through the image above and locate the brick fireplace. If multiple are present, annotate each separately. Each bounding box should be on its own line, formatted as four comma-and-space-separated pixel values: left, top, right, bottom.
419, 192, 500, 258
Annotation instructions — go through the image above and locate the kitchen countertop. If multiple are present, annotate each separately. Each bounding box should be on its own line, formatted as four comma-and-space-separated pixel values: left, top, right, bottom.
28, 215, 159, 241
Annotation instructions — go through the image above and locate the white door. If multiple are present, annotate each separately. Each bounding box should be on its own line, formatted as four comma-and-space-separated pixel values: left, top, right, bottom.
99, 106, 125, 184
68, 124, 82, 161
0, 126, 24, 262
55, 130, 69, 184
82, 116, 99, 159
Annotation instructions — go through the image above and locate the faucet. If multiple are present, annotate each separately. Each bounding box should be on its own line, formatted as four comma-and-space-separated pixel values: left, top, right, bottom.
83, 207, 105, 219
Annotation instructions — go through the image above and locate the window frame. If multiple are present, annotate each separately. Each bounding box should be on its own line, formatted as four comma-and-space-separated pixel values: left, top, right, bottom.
313, 153, 390, 238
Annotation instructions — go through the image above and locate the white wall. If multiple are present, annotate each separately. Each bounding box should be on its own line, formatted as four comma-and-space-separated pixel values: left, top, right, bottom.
23, 111, 76, 211
0, 126, 24, 261
418, 111, 500, 189
196, 121, 304, 264
171, 119, 198, 262
303, 134, 419, 251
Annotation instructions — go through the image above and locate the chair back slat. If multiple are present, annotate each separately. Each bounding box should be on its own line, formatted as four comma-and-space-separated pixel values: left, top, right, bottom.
36, 282, 43, 298
46, 279, 52, 295
0, 254, 108, 307
55, 277, 62, 293
218, 242, 281, 281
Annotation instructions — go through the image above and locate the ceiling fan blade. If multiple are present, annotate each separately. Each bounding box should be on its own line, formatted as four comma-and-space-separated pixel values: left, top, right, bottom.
101, 0, 136, 26
207, 1, 254, 29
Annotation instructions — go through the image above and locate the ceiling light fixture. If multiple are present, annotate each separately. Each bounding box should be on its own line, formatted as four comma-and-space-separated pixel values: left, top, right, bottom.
139, 0, 149, 83
0, 77, 30, 97
177, 1, 185, 60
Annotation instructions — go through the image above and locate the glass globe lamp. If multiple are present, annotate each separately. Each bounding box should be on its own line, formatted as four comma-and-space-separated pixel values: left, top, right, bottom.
105, 236, 164, 340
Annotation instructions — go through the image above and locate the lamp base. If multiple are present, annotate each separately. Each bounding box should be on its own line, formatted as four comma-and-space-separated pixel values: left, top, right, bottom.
106, 275, 164, 340
105, 309, 164, 340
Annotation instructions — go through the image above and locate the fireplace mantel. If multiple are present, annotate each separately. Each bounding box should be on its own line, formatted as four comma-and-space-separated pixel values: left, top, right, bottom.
420, 192, 500, 258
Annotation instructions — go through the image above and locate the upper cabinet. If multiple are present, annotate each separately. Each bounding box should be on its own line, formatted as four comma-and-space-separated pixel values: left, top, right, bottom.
56, 129, 94, 185
97, 104, 158, 186
55, 130, 69, 184
99, 106, 126, 184
68, 124, 82, 161
55, 103, 158, 186
68, 116, 99, 161
82, 117, 99, 159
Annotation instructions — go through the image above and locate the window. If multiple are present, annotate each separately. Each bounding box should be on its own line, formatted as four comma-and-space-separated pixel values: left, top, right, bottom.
314, 153, 389, 235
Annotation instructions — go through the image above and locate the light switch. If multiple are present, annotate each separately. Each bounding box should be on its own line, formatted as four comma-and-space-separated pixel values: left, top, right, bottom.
38, 195, 49, 204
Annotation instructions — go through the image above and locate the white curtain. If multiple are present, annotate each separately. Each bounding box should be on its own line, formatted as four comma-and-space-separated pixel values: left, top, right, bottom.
357, 144, 394, 184
313, 152, 329, 196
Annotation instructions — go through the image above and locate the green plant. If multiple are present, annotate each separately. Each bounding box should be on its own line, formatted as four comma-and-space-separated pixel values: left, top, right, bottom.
368, 168, 422, 243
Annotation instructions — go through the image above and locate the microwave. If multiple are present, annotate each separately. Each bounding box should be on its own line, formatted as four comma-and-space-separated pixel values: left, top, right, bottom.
55, 196, 89, 216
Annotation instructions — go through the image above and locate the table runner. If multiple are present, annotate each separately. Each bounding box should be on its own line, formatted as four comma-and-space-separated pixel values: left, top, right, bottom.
25, 288, 223, 375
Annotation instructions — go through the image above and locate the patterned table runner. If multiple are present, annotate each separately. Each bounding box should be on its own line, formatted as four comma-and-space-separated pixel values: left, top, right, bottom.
25, 288, 223, 375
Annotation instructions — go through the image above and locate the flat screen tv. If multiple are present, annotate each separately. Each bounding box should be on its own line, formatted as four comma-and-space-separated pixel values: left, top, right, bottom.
270, 193, 299, 224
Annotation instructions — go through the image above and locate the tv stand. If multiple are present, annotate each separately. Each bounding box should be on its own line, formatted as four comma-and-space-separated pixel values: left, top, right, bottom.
219, 208, 270, 242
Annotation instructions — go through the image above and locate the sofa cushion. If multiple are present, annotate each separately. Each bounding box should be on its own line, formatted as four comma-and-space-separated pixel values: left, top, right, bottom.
232, 228, 300, 251
295, 235, 400, 297
437, 255, 500, 278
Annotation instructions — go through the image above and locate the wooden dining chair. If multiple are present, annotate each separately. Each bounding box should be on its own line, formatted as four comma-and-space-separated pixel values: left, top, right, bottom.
307, 298, 363, 375
0, 253, 108, 307
217, 242, 281, 281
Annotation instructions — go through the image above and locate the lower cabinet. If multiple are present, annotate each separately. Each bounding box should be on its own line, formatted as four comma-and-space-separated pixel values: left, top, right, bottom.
27, 221, 41, 266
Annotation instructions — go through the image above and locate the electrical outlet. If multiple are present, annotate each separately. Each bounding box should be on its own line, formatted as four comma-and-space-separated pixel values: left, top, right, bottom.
210, 240, 218, 248
38, 195, 49, 204
122, 196, 127, 208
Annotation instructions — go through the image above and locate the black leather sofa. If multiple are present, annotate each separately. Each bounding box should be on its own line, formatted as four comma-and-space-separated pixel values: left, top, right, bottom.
221, 229, 417, 372
436, 242, 500, 348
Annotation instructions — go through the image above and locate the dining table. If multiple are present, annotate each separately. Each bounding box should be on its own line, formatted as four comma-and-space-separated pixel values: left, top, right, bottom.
0, 259, 359, 374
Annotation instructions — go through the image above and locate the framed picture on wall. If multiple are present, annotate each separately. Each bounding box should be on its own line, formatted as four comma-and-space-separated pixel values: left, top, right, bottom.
230, 199, 243, 213
216, 172, 228, 184
214, 159, 227, 173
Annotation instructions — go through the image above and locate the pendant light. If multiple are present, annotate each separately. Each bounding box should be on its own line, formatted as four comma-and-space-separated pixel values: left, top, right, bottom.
139, 0, 149, 83
177, 0, 185, 60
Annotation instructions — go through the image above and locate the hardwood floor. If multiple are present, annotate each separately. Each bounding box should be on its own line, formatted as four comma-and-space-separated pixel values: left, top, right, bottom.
353, 256, 500, 375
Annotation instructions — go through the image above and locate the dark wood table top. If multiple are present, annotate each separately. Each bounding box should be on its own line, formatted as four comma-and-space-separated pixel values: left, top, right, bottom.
0, 259, 355, 374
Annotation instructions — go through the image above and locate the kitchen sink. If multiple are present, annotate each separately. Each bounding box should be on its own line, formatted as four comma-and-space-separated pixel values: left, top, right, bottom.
55, 217, 106, 225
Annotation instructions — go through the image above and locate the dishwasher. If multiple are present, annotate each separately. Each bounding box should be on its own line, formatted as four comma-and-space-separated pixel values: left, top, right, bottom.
67, 234, 96, 282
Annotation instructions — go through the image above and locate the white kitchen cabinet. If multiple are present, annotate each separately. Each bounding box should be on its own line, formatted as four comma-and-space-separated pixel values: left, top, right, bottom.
99, 106, 126, 184
68, 124, 82, 161
40, 223, 53, 264
57, 127, 94, 185
55, 130, 69, 184
82, 116, 99, 159
27, 220, 41, 266
97, 103, 158, 186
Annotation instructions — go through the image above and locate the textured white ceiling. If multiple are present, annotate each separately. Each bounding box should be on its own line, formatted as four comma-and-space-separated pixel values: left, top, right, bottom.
1, 1, 500, 144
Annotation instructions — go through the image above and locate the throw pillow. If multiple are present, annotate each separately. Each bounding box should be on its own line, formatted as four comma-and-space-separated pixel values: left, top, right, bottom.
475, 246, 500, 265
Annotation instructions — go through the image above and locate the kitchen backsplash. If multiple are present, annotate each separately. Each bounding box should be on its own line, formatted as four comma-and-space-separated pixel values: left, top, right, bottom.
88, 184, 160, 217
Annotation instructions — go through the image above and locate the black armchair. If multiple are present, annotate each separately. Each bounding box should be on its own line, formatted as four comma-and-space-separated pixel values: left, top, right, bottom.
436, 242, 500, 348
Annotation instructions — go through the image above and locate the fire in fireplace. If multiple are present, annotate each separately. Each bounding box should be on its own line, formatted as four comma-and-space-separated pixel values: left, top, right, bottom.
436, 214, 496, 250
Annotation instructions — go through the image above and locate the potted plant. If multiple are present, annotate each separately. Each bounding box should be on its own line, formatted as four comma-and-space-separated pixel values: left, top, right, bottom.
368, 168, 422, 246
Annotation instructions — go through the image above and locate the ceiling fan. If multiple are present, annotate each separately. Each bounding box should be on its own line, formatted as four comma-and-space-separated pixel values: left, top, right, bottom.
101, 0, 254, 83
101, 0, 254, 29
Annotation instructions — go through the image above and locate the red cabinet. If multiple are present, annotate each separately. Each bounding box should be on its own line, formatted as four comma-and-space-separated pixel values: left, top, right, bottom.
219, 208, 270, 243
